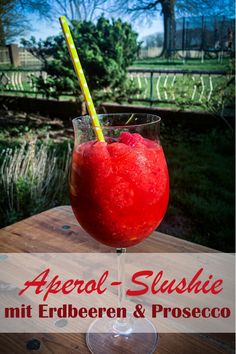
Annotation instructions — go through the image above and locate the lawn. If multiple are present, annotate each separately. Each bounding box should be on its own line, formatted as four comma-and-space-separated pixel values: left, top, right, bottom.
128, 73, 230, 111
131, 57, 231, 71
1, 73, 232, 114
0, 57, 234, 114
160, 125, 234, 252
0, 109, 234, 252
128, 57, 234, 113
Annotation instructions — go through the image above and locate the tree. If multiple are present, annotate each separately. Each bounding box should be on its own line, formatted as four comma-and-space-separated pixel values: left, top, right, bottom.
0, 0, 27, 45
112, 0, 234, 57
0, 0, 110, 45
0, 0, 50, 45
110, 0, 175, 57
22, 17, 140, 107
46, 0, 109, 21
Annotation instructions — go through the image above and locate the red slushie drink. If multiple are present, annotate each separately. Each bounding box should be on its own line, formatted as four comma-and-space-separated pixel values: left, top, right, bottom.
70, 132, 169, 247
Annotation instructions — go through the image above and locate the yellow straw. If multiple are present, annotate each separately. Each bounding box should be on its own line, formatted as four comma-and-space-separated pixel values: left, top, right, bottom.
59, 16, 105, 142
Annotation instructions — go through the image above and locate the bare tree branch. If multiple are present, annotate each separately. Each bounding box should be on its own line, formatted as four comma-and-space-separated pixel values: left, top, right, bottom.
68, 0, 75, 19
130, 0, 161, 11
46, 0, 110, 22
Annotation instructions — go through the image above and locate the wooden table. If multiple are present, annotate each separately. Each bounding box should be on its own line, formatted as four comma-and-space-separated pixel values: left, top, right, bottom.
0, 206, 234, 354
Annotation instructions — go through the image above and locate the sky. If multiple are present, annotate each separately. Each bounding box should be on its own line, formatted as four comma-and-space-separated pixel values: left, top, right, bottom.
21, 13, 164, 44
13, 0, 235, 45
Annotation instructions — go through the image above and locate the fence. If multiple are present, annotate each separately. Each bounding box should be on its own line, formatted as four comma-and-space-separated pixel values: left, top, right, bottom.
141, 15, 235, 59
128, 69, 230, 107
0, 46, 42, 68
175, 15, 235, 52
0, 69, 46, 94
0, 47, 11, 65
139, 48, 230, 61
0, 68, 231, 108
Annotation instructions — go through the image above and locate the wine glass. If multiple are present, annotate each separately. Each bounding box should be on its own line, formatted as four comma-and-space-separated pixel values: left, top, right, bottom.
69, 113, 169, 354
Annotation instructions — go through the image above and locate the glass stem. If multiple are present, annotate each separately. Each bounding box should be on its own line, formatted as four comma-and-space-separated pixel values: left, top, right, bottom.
117, 248, 126, 308
113, 248, 133, 335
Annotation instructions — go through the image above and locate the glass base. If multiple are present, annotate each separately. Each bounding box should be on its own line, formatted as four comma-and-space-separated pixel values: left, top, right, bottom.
86, 317, 158, 354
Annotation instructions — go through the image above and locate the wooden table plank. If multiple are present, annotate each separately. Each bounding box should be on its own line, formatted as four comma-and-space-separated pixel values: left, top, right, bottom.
0, 206, 233, 354
0, 333, 234, 354
2, 206, 216, 253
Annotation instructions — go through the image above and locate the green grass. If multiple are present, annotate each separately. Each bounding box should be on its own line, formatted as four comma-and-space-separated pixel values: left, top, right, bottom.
131, 57, 231, 71
1, 69, 232, 113
128, 74, 229, 110
161, 126, 234, 252
0, 91, 75, 101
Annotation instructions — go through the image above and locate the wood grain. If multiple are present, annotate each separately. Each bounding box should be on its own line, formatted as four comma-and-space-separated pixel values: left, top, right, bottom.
2, 206, 217, 253
0, 206, 234, 354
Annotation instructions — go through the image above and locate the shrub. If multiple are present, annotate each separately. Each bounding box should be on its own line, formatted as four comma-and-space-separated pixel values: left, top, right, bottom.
21, 17, 140, 104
